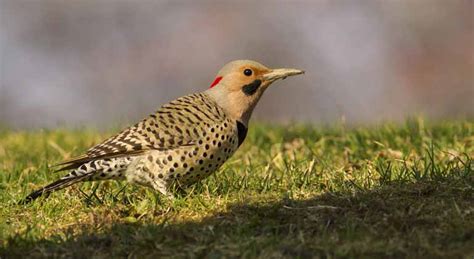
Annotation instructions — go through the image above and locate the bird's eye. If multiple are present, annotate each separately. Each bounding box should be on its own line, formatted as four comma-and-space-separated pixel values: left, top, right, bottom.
243, 69, 253, 76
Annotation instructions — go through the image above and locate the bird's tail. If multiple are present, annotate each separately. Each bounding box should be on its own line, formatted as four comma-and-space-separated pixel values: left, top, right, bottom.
20, 158, 130, 204
19, 174, 90, 204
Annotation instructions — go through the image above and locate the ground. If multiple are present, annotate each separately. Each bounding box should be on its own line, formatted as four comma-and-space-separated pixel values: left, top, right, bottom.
0, 118, 472, 258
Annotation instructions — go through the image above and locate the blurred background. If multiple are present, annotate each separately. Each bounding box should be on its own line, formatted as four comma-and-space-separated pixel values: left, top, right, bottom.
0, 0, 472, 129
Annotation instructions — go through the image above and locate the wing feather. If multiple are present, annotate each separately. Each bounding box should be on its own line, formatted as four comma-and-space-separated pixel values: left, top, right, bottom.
51, 93, 222, 172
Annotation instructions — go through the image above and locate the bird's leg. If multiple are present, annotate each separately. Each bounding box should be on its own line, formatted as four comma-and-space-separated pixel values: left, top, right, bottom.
173, 182, 190, 198
151, 180, 175, 200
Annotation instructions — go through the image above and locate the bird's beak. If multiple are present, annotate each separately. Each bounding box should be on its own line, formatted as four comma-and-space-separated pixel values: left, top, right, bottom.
263, 68, 305, 82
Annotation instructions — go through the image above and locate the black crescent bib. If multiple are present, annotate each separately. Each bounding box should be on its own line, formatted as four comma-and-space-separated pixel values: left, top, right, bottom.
236, 121, 248, 147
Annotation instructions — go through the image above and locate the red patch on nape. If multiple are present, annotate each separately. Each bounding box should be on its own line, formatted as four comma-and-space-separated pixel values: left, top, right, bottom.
209, 76, 223, 88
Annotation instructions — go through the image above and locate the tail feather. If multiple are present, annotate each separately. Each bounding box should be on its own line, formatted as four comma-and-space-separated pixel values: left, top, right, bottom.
20, 158, 130, 204
19, 175, 90, 204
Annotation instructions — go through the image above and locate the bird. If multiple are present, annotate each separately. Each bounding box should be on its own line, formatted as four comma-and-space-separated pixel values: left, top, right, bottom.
21, 60, 304, 203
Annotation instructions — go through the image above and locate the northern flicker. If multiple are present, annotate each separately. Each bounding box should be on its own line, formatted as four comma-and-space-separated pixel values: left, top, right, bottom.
21, 60, 304, 203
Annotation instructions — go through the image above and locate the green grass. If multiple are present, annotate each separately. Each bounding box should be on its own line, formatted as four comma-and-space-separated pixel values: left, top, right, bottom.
0, 118, 473, 258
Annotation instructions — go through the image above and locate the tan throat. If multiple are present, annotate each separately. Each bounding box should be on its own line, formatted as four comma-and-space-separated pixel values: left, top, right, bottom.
204, 88, 262, 127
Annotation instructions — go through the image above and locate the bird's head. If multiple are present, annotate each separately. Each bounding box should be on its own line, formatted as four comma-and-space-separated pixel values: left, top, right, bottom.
206, 60, 304, 126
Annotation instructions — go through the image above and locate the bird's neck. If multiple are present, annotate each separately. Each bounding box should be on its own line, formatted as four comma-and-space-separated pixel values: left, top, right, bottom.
204, 89, 260, 128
